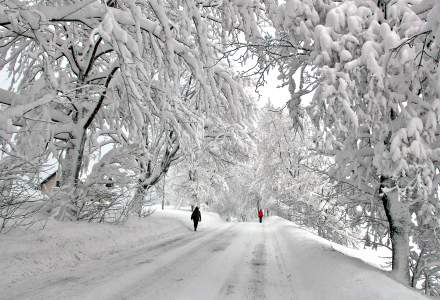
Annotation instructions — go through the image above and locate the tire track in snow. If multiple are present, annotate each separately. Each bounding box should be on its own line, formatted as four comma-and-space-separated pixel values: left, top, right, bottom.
247, 225, 267, 300
265, 221, 297, 299
249, 242, 267, 299
215, 227, 255, 299
116, 224, 239, 300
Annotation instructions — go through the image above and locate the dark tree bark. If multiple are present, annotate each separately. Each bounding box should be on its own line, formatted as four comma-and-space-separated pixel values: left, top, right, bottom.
380, 180, 410, 284
379, 107, 410, 285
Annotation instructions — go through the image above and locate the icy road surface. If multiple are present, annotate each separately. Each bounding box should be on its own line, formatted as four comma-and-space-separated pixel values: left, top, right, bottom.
3, 217, 425, 300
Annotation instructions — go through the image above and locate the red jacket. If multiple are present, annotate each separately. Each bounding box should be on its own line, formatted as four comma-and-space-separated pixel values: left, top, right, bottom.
258, 209, 264, 218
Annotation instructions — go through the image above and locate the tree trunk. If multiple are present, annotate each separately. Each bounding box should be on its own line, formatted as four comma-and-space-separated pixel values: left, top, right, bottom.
72, 128, 88, 220
381, 186, 410, 285
73, 128, 87, 188
57, 127, 85, 221
162, 174, 166, 210
411, 246, 425, 288
61, 147, 73, 187
424, 271, 430, 295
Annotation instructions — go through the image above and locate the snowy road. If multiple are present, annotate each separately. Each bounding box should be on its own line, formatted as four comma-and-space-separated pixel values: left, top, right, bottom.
3, 217, 425, 300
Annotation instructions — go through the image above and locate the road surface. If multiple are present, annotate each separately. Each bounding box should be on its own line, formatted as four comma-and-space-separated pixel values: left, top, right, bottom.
3, 217, 425, 300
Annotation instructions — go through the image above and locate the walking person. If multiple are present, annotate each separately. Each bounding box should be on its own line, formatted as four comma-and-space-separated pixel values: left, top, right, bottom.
258, 208, 264, 223
191, 206, 201, 231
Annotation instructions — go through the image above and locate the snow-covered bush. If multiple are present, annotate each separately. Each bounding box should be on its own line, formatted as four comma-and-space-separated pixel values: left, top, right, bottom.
0, 156, 45, 232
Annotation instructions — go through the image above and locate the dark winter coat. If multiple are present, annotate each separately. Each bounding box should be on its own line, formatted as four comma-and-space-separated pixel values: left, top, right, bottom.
191, 207, 201, 222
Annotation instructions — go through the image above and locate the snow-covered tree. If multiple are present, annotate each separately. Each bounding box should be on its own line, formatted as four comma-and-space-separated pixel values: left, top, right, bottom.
164, 113, 256, 216
0, 0, 259, 221
251, 103, 360, 244
264, 0, 440, 286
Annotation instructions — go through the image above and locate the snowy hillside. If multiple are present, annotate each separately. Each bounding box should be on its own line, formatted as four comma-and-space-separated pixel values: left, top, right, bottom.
0, 209, 426, 299
0, 208, 224, 289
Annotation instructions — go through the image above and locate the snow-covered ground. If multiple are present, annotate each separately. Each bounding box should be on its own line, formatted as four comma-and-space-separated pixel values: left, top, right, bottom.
1, 209, 426, 299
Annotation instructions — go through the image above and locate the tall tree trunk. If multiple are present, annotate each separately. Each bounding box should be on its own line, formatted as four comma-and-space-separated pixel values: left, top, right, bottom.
380, 108, 410, 284
162, 174, 166, 210
381, 184, 410, 284
72, 128, 88, 220
57, 127, 87, 220
411, 246, 425, 288
61, 146, 75, 187
132, 185, 145, 217
60, 110, 80, 189
73, 128, 87, 187
424, 271, 430, 295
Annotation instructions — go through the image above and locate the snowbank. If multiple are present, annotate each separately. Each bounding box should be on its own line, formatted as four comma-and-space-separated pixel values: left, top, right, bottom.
268, 216, 392, 270
266, 216, 426, 300
0, 206, 224, 287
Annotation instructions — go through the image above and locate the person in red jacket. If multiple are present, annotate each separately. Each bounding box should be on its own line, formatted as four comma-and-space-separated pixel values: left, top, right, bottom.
258, 208, 264, 223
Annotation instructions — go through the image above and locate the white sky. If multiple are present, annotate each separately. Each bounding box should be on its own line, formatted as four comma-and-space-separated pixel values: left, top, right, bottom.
0, 70, 9, 89
255, 69, 291, 109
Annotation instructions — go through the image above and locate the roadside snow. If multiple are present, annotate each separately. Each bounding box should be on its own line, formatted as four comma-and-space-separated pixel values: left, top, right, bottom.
0, 206, 223, 288
275, 217, 392, 271
266, 216, 426, 300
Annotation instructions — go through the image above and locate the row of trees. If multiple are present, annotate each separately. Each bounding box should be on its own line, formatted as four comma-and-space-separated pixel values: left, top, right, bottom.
180, 0, 439, 294
0, 0, 261, 227
241, 101, 439, 295
244, 0, 440, 294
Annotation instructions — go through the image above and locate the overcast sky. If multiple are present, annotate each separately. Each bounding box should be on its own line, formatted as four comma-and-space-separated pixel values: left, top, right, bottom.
257, 69, 290, 108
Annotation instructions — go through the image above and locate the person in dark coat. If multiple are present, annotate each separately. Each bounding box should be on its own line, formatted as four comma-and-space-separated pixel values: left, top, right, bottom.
191, 206, 201, 231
